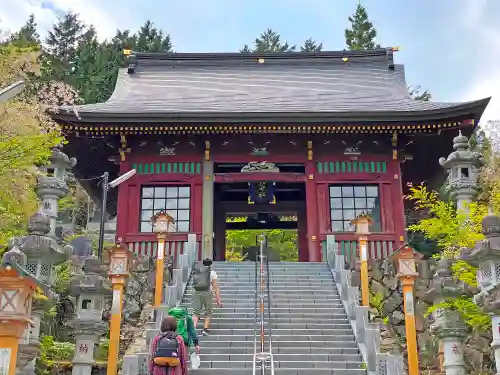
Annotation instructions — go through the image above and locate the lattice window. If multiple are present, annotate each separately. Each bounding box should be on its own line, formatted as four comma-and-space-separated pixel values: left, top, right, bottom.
40, 264, 51, 277
482, 265, 493, 280
329, 185, 381, 232
140, 186, 190, 233
378, 359, 388, 375
495, 264, 500, 283
95, 299, 102, 311
25, 263, 38, 277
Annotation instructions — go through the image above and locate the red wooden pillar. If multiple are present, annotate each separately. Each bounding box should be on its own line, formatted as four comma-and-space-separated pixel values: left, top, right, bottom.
305, 162, 321, 262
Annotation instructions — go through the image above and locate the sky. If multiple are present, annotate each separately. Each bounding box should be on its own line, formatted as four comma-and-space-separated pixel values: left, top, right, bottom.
0, 0, 499, 125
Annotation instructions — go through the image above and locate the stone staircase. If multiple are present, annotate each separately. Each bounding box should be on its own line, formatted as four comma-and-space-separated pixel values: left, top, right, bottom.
181, 261, 367, 375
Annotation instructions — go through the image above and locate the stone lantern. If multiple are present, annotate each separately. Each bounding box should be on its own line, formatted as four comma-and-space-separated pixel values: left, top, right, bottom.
439, 131, 482, 212
463, 213, 500, 374
69, 257, 111, 375
424, 257, 468, 375
37, 144, 76, 235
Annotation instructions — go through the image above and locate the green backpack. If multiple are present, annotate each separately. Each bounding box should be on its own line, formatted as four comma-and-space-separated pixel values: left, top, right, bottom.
167, 307, 190, 345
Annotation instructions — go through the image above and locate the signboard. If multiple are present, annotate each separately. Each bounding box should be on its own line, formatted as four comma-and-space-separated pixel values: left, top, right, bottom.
405, 291, 414, 316
111, 289, 121, 315
0, 348, 11, 375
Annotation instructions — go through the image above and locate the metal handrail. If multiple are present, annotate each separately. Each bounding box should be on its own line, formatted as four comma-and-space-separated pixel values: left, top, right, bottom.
252, 234, 275, 375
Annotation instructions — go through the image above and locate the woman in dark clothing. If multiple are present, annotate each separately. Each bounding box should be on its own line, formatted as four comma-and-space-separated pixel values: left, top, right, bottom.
149, 316, 188, 375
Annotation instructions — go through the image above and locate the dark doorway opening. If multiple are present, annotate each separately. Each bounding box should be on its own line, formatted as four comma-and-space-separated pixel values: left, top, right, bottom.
213, 182, 308, 262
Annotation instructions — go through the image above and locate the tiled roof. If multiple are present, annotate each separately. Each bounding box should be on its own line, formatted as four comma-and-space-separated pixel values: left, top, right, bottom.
58, 49, 490, 121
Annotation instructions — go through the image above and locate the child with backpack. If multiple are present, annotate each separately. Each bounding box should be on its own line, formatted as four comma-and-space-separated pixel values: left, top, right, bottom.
149, 316, 187, 375
168, 307, 201, 355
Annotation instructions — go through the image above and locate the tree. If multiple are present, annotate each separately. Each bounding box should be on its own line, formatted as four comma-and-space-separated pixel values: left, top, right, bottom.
301, 38, 323, 52
345, 4, 379, 50
0, 44, 65, 249
10, 14, 40, 48
241, 28, 296, 53
409, 85, 432, 101
345, 4, 431, 101
45, 12, 85, 66
134, 21, 172, 53
406, 183, 491, 331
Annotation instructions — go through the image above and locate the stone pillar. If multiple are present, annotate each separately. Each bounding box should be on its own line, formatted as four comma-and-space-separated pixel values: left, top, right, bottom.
425, 258, 467, 375
202, 159, 214, 260
69, 257, 111, 375
463, 214, 500, 375
439, 131, 482, 213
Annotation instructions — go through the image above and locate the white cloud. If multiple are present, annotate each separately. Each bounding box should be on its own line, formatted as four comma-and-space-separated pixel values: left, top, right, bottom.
0, 0, 119, 41
456, 0, 500, 125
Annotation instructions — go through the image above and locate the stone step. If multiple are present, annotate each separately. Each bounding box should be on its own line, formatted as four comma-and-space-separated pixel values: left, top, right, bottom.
194, 314, 349, 321
185, 287, 339, 298
197, 322, 352, 330
184, 289, 340, 295
182, 296, 342, 302
194, 328, 354, 336
196, 353, 362, 363
196, 340, 358, 348
192, 317, 350, 325
182, 307, 347, 314
183, 299, 343, 312
191, 370, 365, 375
197, 335, 356, 342
198, 346, 360, 355
196, 360, 363, 369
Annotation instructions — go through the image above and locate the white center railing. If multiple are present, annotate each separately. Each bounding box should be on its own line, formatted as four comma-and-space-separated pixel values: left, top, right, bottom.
252, 234, 275, 375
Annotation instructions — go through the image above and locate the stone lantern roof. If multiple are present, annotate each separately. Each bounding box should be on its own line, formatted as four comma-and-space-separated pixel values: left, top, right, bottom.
463, 213, 500, 266
438, 131, 483, 171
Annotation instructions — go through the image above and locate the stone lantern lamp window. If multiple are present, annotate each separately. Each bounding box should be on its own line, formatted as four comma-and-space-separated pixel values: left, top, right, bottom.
477, 260, 500, 292
76, 293, 104, 320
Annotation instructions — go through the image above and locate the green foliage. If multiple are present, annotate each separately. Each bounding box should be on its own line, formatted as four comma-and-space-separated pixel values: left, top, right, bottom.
406, 183, 487, 255
301, 38, 323, 52
426, 298, 491, 332
345, 4, 379, 50
225, 248, 247, 262
0, 43, 64, 249
226, 228, 298, 262
54, 260, 71, 293
451, 260, 478, 288
370, 291, 385, 315
409, 86, 432, 101
241, 28, 296, 53
38, 336, 75, 374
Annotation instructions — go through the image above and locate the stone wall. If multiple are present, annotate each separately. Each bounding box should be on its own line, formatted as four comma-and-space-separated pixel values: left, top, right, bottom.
364, 258, 494, 374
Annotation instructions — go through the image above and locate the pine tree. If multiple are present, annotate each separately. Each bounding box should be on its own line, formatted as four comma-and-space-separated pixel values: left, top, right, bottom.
345, 4, 380, 50
10, 14, 40, 48
241, 29, 295, 53
45, 12, 85, 65
135, 21, 172, 53
301, 38, 323, 52
344, 4, 431, 101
